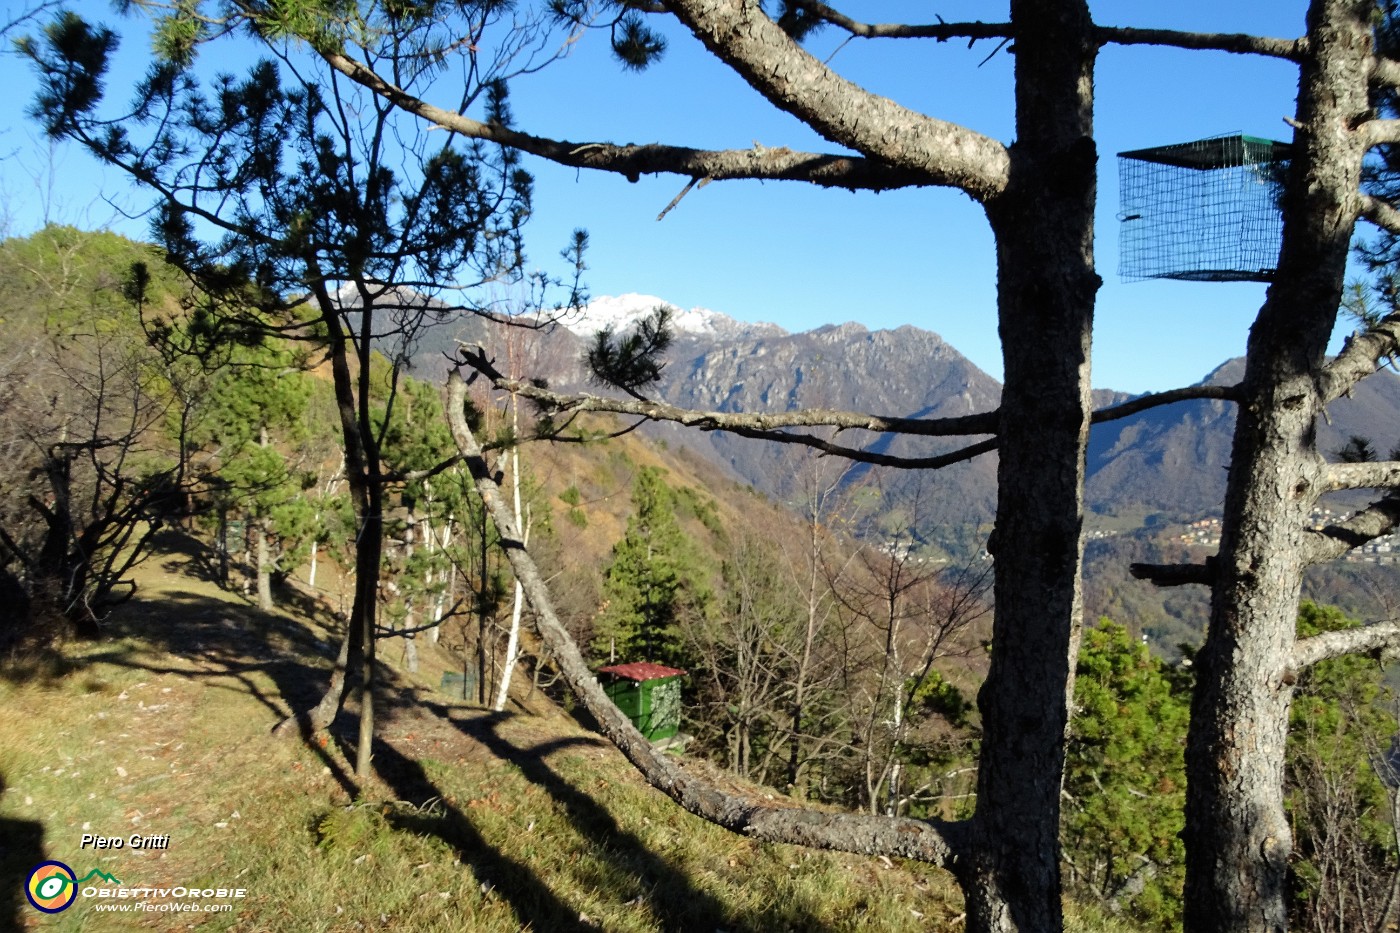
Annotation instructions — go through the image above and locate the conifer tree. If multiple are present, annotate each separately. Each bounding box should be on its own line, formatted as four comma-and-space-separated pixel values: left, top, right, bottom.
595, 466, 703, 666
193, 340, 314, 609
22, 10, 579, 776
1063, 620, 1190, 929
1286, 603, 1400, 932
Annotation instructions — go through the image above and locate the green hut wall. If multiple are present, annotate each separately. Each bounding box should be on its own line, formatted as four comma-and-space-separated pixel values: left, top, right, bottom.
599, 663, 685, 741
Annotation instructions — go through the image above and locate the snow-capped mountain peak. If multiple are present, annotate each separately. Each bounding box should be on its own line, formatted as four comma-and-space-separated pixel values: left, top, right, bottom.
559, 293, 784, 340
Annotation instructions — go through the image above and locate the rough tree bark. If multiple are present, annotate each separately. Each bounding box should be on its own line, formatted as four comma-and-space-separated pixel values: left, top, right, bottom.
965, 5, 1098, 928
273, 278, 384, 783
1182, 4, 1378, 929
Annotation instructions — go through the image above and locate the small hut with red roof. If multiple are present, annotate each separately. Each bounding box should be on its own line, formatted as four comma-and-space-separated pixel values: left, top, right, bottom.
597, 661, 687, 742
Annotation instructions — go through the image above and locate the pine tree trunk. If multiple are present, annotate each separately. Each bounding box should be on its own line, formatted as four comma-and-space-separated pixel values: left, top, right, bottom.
356, 554, 376, 776
256, 519, 273, 611
1183, 4, 1373, 930
217, 508, 230, 588
275, 286, 382, 768
256, 426, 274, 611
961, 4, 1098, 929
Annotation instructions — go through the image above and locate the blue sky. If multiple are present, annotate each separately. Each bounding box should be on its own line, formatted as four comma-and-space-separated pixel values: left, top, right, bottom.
0, 2, 1349, 393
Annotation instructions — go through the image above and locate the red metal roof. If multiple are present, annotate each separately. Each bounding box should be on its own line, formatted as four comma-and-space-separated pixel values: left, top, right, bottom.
597, 662, 687, 682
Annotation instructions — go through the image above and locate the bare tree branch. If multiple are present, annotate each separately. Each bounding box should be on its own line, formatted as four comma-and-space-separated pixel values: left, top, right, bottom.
1293, 618, 1400, 669
381, 454, 465, 484
720, 428, 996, 470
457, 344, 997, 466
1320, 461, 1400, 492
445, 372, 971, 866
1374, 55, 1400, 87
1091, 384, 1241, 424
1129, 560, 1216, 588
659, 0, 1008, 200
1360, 194, 1400, 236
0, 0, 60, 40
1303, 497, 1400, 564
318, 49, 933, 192
1364, 118, 1400, 148
467, 346, 1239, 438
785, 5, 1012, 42
462, 345, 998, 437
1093, 26, 1304, 60
1320, 312, 1400, 402
374, 597, 468, 638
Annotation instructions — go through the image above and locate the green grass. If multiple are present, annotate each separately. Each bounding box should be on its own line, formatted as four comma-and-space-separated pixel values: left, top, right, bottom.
0, 551, 967, 932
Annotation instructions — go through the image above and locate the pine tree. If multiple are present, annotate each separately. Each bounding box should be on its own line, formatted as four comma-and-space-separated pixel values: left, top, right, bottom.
21, 10, 574, 775
193, 339, 314, 608
1063, 620, 1190, 929
594, 467, 703, 666
1287, 603, 1400, 932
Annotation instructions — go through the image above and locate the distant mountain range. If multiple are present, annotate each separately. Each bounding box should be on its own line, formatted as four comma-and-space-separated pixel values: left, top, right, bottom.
421, 293, 1400, 552
402, 292, 1400, 647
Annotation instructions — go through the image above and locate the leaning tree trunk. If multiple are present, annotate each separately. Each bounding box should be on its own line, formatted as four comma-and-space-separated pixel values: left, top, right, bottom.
354, 482, 382, 777
275, 285, 380, 762
1182, 3, 1373, 931
446, 374, 971, 863
961, 3, 1099, 930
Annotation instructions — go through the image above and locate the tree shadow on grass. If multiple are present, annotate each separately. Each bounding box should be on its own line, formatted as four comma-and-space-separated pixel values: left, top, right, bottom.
418, 702, 836, 933
3, 568, 602, 927
158, 539, 226, 586
0, 773, 47, 930
53, 586, 362, 798
367, 727, 600, 932
3, 561, 840, 932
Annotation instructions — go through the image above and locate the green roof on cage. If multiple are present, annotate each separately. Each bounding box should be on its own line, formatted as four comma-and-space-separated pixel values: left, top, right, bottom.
1118, 133, 1293, 283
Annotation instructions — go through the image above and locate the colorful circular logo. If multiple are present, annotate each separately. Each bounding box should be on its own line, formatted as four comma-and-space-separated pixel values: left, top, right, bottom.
26, 861, 78, 913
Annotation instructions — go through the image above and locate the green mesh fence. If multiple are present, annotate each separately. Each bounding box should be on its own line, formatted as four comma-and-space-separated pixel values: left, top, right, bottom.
1117, 133, 1292, 282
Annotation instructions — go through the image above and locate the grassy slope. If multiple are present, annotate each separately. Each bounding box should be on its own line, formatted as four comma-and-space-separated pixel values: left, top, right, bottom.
0, 539, 966, 932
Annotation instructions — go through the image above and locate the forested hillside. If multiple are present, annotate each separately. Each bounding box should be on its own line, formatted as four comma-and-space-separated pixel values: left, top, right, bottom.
428, 294, 1400, 654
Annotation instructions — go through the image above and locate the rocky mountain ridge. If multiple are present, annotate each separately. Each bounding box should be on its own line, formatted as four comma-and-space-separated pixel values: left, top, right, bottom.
424, 294, 1400, 552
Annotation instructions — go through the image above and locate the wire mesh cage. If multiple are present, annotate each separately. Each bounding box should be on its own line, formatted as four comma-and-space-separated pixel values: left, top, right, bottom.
1118, 133, 1292, 282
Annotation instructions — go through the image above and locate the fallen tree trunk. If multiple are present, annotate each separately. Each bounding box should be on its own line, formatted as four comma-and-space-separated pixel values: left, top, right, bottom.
445, 371, 970, 867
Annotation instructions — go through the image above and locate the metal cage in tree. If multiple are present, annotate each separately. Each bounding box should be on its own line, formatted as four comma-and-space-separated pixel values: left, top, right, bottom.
1117, 133, 1293, 282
